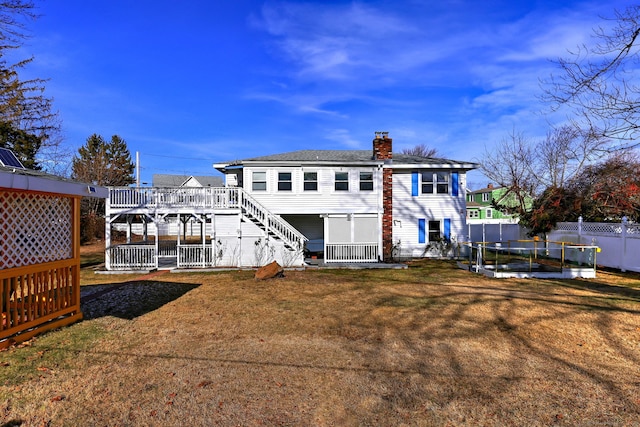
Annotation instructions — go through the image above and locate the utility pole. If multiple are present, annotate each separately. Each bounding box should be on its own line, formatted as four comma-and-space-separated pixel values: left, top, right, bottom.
136, 151, 140, 187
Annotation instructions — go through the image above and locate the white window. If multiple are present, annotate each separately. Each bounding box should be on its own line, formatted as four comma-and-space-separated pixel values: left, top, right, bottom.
359, 172, 373, 191
278, 172, 292, 191
421, 172, 433, 193
482, 192, 491, 202
468, 210, 479, 218
304, 172, 318, 191
436, 172, 449, 194
252, 171, 266, 191
486, 208, 493, 218
421, 172, 449, 194
335, 172, 349, 191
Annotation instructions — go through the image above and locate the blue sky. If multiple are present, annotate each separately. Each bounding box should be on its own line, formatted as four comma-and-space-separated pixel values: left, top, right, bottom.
15, 0, 633, 188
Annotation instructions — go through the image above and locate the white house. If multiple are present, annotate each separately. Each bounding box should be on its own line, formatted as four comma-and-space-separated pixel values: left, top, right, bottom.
104, 133, 478, 270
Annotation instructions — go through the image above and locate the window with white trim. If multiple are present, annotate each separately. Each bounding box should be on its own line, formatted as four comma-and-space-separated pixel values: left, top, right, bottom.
486, 208, 493, 218
421, 172, 449, 194
468, 209, 479, 218
278, 172, 292, 191
421, 172, 434, 193
482, 192, 491, 202
304, 172, 318, 191
335, 172, 349, 191
252, 171, 266, 191
436, 172, 449, 194
359, 171, 373, 191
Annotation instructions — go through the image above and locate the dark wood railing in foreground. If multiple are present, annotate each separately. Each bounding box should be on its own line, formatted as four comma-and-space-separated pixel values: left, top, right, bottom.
0, 258, 81, 349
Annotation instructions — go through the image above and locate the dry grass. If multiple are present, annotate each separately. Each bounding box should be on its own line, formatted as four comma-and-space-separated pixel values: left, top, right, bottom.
0, 247, 639, 426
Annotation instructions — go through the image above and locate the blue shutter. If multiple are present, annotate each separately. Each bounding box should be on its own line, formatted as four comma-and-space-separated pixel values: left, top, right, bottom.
444, 218, 451, 240
418, 219, 426, 243
412, 171, 419, 196
451, 172, 459, 197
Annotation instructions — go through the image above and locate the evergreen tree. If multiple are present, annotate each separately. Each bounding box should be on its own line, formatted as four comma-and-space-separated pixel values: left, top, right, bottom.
0, 1, 61, 171
0, 119, 40, 169
72, 134, 135, 242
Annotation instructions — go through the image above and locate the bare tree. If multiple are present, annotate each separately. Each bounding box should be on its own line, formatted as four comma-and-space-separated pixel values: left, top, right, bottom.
0, 0, 36, 45
480, 130, 537, 216
401, 144, 439, 158
481, 126, 607, 218
535, 126, 604, 189
542, 5, 640, 148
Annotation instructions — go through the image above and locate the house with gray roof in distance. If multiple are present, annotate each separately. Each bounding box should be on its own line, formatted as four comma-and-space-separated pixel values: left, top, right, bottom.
104, 132, 477, 270
153, 174, 223, 188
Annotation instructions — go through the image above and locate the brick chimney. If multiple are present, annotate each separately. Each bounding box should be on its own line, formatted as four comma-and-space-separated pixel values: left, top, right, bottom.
373, 132, 393, 261
373, 131, 392, 160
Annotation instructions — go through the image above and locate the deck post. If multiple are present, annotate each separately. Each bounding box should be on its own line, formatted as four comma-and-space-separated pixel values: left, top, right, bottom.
154, 212, 159, 269
126, 215, 132, 243
105, 192, 112, 270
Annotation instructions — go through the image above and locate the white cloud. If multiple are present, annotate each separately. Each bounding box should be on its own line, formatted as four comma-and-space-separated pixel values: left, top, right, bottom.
323, 128, 362, 148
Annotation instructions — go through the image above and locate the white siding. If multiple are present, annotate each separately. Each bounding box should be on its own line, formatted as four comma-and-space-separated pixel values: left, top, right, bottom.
392, 169, 468, 257
242, 166, 382, 215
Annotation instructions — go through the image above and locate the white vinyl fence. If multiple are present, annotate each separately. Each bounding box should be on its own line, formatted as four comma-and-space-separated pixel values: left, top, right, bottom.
548, 217, 640, 273
467, 221, 528, 243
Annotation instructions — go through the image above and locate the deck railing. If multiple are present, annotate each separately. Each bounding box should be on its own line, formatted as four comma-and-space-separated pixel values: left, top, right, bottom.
109, 187, 240, 210
1, 259, 81, 349
177, 245, 214, 268
325, 243, 379, 263
239, 191, 307, 251
107, 245, 156, 270
108, 186, 307, 258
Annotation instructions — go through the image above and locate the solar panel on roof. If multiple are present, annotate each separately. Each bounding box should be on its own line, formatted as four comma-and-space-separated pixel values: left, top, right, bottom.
0, 147, 25, 168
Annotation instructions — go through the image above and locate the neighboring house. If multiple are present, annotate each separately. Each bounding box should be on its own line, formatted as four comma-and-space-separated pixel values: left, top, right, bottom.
0, 153, 108, 348
466, 184, 530, 221
104, 132, 478, 269
153, 174, 223, 188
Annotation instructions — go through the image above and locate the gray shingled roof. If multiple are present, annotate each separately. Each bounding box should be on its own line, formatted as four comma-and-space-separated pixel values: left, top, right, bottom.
227, 149, 476, 167
244, 150, 374, 162
153, 174, 223, 187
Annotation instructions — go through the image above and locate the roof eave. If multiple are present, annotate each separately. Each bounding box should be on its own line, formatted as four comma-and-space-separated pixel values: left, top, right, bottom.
389, 162, 479, 170
0, 169, 109, 198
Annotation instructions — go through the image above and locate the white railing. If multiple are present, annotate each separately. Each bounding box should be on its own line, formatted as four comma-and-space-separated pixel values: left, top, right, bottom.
325, 243, 379, 263
107, 245, 156, 270
178, 245, 214, 268
108, 186, 306, 255
239, 191, 307, 251
158, 240, 177, 257
109, 187, 240, 210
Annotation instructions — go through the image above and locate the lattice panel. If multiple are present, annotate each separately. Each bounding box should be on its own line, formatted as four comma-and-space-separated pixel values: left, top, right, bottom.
582, 222, 621, 234
556, 222, 579, 231
1, 191, 73, 269
627, 224, 640, 236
